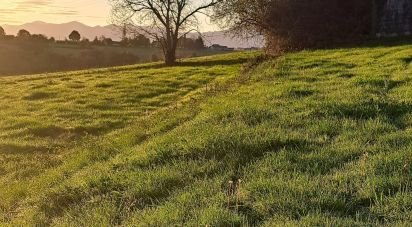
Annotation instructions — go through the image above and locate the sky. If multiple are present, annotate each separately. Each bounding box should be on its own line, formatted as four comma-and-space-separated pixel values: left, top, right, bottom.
0, 0, 219, 31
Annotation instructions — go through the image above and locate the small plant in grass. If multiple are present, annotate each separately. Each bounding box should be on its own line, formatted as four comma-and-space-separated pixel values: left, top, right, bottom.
225, 178, 243, 213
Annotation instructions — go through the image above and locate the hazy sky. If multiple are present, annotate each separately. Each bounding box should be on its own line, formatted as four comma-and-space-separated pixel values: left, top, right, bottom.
0, 0, 218, 31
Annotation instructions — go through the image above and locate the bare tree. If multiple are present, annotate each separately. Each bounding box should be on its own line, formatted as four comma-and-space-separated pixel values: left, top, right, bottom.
213, 0, 272, 39
215, 0, 374, 53
110, 0, 220, 65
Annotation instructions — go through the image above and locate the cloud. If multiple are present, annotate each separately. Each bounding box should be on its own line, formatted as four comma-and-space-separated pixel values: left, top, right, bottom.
43, 9, 78, 15
0, 0, 79, 18
16, 0, 54, 7
0, 17, 22, 24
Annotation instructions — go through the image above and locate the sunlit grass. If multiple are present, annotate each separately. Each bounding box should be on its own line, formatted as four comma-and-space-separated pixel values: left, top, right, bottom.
0, 52, 253, 224
3, 42, 412, 226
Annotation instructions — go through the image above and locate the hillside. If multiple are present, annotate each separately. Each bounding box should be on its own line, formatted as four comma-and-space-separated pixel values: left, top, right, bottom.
0, 41, 231, 76
2, 43, 412, 226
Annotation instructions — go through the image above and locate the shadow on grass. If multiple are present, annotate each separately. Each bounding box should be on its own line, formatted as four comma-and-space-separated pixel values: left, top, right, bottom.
91, 56, 250, 74
176, 57, 250, 67
30, 126, 68, 139
317, 37, 412, 51
283, 37, 412, 55
356, 37, 412, 48
318, 100, 412, 129
23, 91, 56, 101
0, 143, 49, 154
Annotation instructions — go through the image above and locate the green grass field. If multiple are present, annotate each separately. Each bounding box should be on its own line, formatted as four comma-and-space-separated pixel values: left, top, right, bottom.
2, 43, 412, 226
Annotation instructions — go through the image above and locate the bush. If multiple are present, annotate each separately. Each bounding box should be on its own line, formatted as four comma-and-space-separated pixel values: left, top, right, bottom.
264, 0, 373, 53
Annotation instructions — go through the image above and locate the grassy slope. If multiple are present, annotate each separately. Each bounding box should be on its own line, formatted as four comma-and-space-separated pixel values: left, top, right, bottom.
3, 43, 412, 226
0, 52, 252, 224
0, 42, 229, 76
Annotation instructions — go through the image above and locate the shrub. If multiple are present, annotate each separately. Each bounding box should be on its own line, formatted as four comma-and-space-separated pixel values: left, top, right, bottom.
216, 0, 374, 53
265, 0, 373, 53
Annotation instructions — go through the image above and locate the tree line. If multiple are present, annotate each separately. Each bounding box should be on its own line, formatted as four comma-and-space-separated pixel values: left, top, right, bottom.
0, 26, 206, 49
0, 27, 54, 43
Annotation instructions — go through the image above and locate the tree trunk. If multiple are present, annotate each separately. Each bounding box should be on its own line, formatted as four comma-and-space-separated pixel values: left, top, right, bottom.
165, 48, 176, 65
164, 35, 178, 66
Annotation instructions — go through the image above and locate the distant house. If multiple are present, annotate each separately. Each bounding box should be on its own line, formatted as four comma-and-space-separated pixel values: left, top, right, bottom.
209, 44, 234, 51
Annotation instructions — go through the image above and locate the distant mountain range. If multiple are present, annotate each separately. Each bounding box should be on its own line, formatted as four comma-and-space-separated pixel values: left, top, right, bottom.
1, 21, 263, 48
